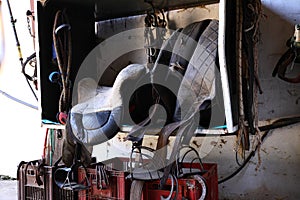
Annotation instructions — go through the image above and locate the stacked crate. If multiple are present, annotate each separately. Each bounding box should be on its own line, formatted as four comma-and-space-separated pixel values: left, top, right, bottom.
78, 157, 131, 200
18, 158, 217, 200
17, 160, 74, 200
77, 158, 218, 200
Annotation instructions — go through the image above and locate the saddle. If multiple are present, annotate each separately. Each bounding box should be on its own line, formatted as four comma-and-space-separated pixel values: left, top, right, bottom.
62, 20, 220, 190
62, 63, 148, 167
127, 19, 220, 200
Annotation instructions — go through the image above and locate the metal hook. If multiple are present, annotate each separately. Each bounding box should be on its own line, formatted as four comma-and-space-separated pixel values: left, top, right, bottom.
55, 24, 71, 35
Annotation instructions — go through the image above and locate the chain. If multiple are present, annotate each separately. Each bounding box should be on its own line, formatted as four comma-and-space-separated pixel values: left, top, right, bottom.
144, 5, 167, 64
26, 10, 35, 38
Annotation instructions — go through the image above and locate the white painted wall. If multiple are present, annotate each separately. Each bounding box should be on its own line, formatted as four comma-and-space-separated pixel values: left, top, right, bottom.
0, 0, 45, 178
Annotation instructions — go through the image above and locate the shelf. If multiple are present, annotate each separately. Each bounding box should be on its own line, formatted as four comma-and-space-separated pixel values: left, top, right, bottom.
120, 125, 234, 135
94, 0, 219, 21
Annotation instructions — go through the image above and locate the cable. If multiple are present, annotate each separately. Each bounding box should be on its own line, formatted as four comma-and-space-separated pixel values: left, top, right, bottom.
0, 89, 38, 110
259, 116, 300, 131
219, 128, 270, 184
218, 116, 300, 184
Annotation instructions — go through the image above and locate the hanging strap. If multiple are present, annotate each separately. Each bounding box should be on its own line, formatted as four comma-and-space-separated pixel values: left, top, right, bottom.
272, 46, 300, 83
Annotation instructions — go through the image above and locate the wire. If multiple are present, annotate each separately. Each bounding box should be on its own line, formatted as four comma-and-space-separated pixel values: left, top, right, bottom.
0, 89, 38, 110
218, 116, 300, 184
43, 128, 49, 159
49, 129, 54, 166
259, 116, 300, 131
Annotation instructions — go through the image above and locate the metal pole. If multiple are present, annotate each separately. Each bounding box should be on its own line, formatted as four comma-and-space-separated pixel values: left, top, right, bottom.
6, 0, 23, 62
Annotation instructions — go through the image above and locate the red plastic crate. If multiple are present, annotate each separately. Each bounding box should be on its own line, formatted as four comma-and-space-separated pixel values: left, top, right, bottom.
78, 157, 131, 200
77, 157, 217, 200
143, 163, 218, 200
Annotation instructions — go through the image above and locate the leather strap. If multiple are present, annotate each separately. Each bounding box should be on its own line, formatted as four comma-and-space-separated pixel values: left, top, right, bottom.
273, 47, 300, 83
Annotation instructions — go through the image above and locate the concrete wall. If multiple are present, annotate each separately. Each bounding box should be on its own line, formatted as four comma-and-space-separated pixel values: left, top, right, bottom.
258, 0, 300, 120
222, 1, 300, 199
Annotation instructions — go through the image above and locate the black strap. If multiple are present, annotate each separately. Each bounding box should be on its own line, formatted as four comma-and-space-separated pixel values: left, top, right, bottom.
273, 47, 300, 83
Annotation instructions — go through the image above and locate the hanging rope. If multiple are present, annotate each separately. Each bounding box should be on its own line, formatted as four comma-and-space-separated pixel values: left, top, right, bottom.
249, 0, 263, 169
243, 0, 263, 133
236, 0, 248, 164
53, 10, 72, 123
236, 0, 263, 167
